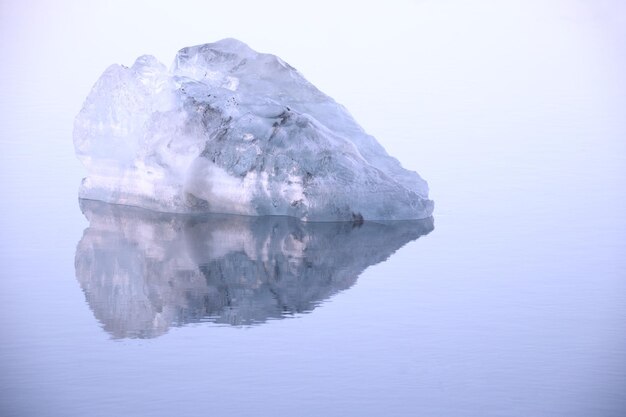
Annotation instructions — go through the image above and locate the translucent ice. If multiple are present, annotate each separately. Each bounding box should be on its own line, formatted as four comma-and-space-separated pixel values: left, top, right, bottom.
74, 39, 433, 221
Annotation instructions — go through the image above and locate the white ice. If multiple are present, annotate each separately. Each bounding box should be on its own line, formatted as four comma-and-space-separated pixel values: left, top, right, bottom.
74, 38, 433, 221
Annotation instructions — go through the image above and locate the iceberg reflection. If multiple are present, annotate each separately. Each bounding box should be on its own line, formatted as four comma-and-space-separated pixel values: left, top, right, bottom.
75, 200, 433, 338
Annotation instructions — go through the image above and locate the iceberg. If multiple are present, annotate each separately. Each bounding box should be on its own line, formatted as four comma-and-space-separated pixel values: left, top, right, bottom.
74, 38, 433, 221
75, 199, 434, 338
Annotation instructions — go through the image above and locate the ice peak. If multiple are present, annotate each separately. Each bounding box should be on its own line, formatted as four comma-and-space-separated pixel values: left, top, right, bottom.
172, 38, 255, 77
200, 37, 255, 54
132, 54, 164, 70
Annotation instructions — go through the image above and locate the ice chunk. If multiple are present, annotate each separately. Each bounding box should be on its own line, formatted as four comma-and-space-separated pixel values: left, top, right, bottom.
75, 200, 434, 337
74, 38, 433, 221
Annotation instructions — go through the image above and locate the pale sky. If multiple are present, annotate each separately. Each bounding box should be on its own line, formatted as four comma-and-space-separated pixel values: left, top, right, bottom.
1, 0, 624, 203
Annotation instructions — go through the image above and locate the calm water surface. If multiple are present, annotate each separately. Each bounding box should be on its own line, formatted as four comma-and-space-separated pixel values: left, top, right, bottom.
1, 99, 624, 416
